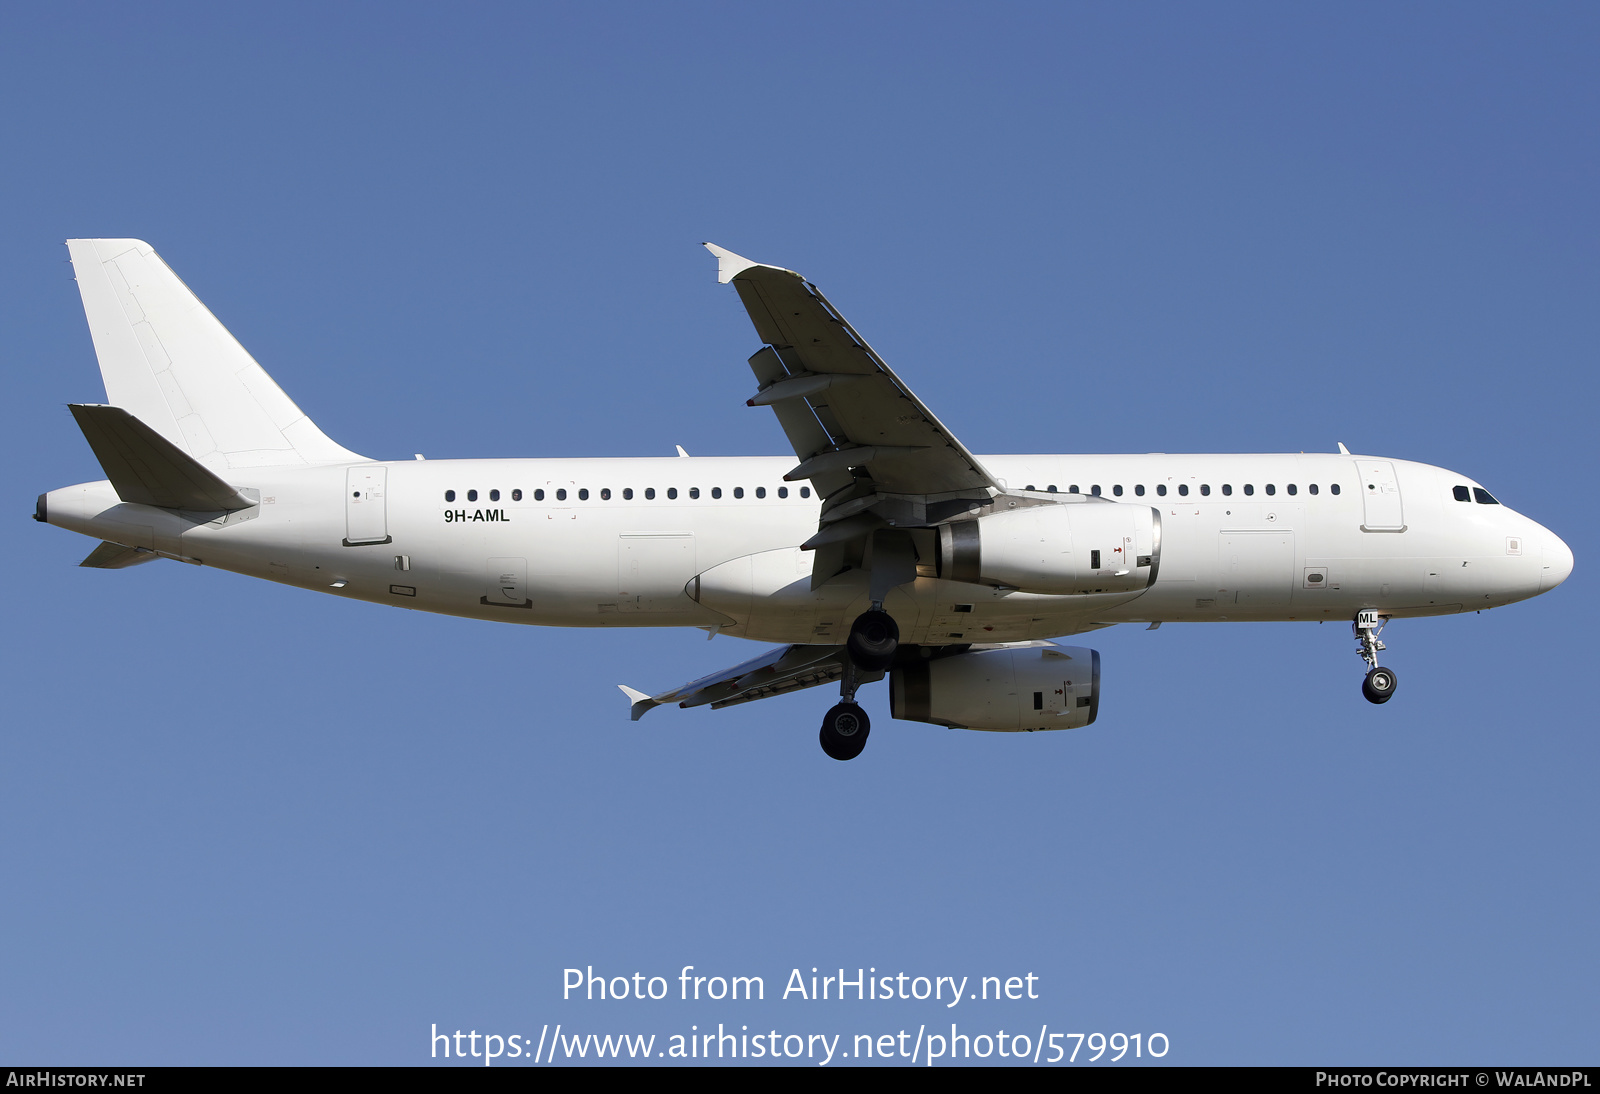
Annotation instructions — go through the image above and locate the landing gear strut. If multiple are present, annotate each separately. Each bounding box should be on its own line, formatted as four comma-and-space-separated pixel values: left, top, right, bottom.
830, 532, 912, 758
819, 659, 871, 760
1354, 610, 1398, 704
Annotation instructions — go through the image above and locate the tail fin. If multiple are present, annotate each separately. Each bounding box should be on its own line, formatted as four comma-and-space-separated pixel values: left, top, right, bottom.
67, 239, 366, 471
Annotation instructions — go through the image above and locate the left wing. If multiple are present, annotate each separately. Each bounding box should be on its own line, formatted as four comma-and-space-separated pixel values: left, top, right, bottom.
706, 244, 1001, 505
618, 644, 882, 721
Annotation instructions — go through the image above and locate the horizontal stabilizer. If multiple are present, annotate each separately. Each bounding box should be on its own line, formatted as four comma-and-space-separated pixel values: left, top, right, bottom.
69, 404, 256, 511
79, 541, 160, 569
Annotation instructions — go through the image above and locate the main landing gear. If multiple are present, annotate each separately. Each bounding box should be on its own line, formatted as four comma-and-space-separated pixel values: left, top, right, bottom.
818, 608, 901, 760
819, 658, 872, 761
819, 701, 870, 761
1354, 610, 1398, 704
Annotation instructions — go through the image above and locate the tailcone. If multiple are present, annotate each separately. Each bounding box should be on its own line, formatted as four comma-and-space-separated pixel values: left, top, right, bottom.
34, 493, 47, 523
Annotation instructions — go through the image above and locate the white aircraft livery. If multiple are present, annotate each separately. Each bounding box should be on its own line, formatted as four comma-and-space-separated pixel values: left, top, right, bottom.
37, 240, 1574, 759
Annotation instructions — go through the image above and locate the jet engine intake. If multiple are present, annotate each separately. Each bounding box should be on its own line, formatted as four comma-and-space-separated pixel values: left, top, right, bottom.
936, 502, 1160, 594
890, 645, 1100, 731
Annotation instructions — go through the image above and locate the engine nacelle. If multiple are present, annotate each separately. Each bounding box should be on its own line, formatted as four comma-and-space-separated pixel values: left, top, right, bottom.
936, 501, 1160, 594
890, 645, 1100, 731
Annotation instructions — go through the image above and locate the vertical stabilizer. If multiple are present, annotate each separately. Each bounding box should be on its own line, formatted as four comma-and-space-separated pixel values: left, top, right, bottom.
67, 239, 366, 471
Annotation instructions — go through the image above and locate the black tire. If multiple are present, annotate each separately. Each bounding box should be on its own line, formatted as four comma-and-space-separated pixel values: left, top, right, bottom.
847, 610, 899, 672
1362, 666, 1398, 705
819, 703, 871, 760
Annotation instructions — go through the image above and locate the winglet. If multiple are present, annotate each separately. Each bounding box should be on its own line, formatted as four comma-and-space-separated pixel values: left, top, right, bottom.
618, 684, 660, 722
702, 242, 800, 285
1337, 442, 1351, 455
702, 243, 761, 284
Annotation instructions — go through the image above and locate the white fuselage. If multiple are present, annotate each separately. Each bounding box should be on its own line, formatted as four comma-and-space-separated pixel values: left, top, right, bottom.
44, 451, 1572, 645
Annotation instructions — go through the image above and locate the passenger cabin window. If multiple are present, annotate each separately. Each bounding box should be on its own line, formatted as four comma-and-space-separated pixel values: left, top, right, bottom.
1222, 484, 1232, 496
1331, 484, 1341, 495
534, 489, 544, 501
1264, 484, 1274, 496
512, 489, 522, 501
1453, 485, 1471, 502
556, 489, 567, 501
1178, 485, 1188, 496
600, 488, 611, 500
467, 490, 478, 502
668, 488, 678, 499
800, 487, 811, 498
778, 487, 788, 498
1113, 485, 1123, 496
1091, 485, 1102, 496
1286, 484, 1296, 496
1069, 485, 1080, 494
578, 489, 590, 501
644, 488, 655, 500
1047, 485, 1058, 493
1243, 484, 1254, 496
755, 486, 766, 498
489, 489, 500, 501
1474, 488, 1500, 505
1200, 485, 1211, 496
712, 487, 723, 499
733, 487, 744, 498
1309, 484, 1319, 495
1156, 485, 1167, 496
1135, 484, 1145, 496
444, 490, 456, 502
689, 487, 701, 499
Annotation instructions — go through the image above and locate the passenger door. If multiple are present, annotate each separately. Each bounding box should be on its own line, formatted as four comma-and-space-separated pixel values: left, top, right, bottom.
345, 466, 390, 545
1355, 460, 1405, 531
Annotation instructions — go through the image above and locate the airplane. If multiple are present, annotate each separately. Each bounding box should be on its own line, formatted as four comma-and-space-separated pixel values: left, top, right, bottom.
36, 239, 1574, 760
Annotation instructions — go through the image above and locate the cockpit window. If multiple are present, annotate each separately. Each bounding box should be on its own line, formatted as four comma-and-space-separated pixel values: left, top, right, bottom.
1453, 485, 1471, 502
1473, 487, 1500, 505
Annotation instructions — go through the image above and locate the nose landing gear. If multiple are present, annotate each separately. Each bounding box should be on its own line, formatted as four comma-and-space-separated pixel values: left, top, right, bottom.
1354, 610, 1398, 704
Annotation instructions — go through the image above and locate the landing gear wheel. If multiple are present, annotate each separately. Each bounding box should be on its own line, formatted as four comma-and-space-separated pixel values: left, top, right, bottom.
847, 610, 899, 672
1362, 666, 1398, 705
819, 702, 871, 761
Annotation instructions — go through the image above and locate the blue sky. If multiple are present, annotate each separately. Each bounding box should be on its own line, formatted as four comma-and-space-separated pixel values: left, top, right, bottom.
2, 2, 1595, 1065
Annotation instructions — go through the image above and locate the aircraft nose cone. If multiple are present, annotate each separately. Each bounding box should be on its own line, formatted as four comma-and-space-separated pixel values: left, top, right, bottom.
1541, 533, 1574, 593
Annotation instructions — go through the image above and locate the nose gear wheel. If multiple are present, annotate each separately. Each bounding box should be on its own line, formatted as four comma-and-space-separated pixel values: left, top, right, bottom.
1362, 666, 1398, 704
1353, 611, 1399, 704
